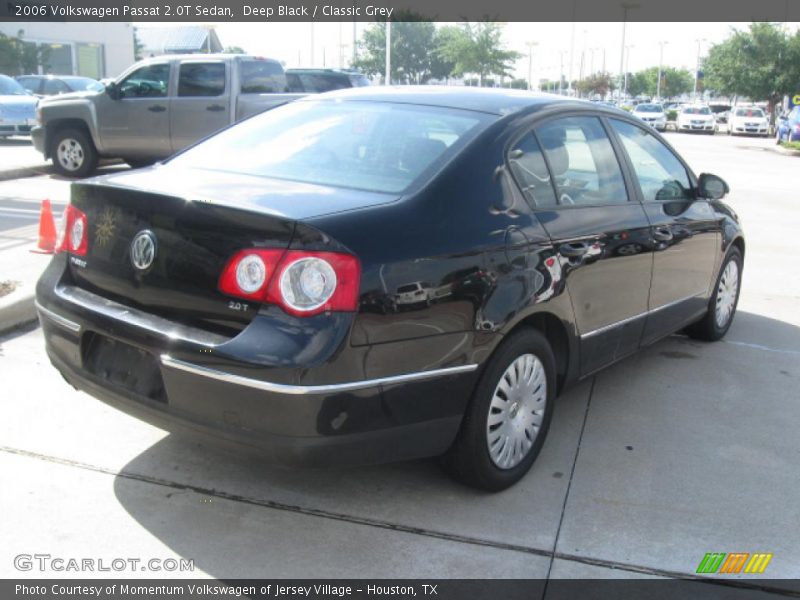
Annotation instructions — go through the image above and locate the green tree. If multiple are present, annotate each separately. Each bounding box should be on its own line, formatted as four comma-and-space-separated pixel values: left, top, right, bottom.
224, 46, 246, 54
576, 71, 616, 98
133, 28, 144, 61
705, 22, 800, 115
428, 25, 460, 83
437, 21, 521, 86
353, 15, 436, 84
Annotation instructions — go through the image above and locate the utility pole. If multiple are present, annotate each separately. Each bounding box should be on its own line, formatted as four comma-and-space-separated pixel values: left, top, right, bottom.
656, 40, 668, 100
385, 21, 391, 85
310, 22, 314, 67
568, 20, 576, 95
526, 41, 538, 91
624, 45, 634, 97
619, 2, 639, 100
559, 51, 566, 95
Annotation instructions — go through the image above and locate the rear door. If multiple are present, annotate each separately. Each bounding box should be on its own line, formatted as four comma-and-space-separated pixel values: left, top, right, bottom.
516, 114, 653, 375
608, 118, 720, 343
170, 59, 231, 153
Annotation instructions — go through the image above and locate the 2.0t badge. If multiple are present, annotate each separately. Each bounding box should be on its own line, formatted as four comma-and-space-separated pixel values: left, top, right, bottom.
130, 230, 157, 271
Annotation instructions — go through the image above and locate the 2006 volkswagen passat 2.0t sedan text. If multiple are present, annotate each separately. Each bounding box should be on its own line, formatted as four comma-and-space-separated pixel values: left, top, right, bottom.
36, 88, 744, 490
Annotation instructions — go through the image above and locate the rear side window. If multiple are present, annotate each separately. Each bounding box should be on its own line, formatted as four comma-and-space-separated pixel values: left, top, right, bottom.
18, 77, 40, 94
240, 60, 287, 94
610, 120, 692, 202
508, 133, 558, 208
534, 116, 628, 206
178, 62, 225, 97
170, 100, 491, 194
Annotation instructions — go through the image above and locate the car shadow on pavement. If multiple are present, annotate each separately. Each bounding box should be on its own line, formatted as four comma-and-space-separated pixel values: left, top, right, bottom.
0, 138, 33, 146
108, 309, 799, 579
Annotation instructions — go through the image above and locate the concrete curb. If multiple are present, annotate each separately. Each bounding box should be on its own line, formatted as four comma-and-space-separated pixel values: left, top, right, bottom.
0, 290, 38, 336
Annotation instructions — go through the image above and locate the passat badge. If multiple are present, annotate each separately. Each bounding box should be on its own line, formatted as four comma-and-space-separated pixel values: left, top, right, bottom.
130, 230, 157, 271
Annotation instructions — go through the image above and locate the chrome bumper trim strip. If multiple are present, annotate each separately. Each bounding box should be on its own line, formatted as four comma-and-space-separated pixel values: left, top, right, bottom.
160, 355, 479, 396
35, 301, 81, 333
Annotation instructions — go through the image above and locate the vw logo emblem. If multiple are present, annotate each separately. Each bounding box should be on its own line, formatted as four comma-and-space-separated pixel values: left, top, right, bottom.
130, 230, 157, 271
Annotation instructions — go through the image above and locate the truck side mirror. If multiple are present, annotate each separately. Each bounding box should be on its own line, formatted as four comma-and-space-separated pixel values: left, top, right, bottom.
105, 81, 120, 100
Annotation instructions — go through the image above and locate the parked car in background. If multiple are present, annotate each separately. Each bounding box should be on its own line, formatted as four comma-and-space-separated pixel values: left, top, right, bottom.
677, 105, 716, 133
727, 106, 769, 137
0, 74, 38, 137
631, 103, 667, 131
36, 88, 744, 491
286, 68, 370, 93
17, 75, 103, 98
31, 54, 305, 177
776, 106, 800, 143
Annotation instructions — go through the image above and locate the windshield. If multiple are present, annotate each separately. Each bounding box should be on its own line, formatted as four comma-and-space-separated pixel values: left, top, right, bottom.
683, 106, 711, 115
635, 104, 663, 113
0, 75, 29, 96
65, 77, 104, 92
170, 100, 491, 194
734, 108, 764, 118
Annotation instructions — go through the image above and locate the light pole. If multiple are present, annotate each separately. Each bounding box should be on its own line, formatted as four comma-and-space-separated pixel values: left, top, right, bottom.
559, 50, 567, 95
618, 2, 639, 100
656, 40, 668, 100
310, 22, 314, 67
624, 45, 634, 97
385, 21, 391, 85
526, 41, 538, 91
693, 38, 706, 100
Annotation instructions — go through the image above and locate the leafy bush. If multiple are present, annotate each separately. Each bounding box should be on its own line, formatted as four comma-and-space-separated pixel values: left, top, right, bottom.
780, 141, 800, 151
666, 109, 678, 121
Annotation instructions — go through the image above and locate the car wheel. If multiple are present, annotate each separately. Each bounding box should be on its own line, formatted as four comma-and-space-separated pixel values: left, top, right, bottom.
686, 247, 743, 342
444, 328, 555, 491
51, 128, 97, 178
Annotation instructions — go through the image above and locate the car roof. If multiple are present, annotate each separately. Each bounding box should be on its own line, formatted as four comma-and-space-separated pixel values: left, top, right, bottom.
300, 86, 588, 116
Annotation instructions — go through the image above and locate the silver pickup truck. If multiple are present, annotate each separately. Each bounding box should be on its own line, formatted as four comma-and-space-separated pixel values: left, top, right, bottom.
31, 54, 304, 177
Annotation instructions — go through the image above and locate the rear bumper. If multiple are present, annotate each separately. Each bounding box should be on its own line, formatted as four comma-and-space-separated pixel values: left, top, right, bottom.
35, 261, 480, 466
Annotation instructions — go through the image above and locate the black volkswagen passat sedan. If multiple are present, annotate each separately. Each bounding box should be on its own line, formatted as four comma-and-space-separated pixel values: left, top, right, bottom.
36, 88, 744, 490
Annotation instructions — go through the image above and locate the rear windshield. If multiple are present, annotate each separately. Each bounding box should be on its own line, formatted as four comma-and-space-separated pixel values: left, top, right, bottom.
683, 106, 711, 115
0, 75, 28, 96
635, 104, 663, 113
734, 108, 764, 118
239, 59, 287, 93
170, 100, 491, 193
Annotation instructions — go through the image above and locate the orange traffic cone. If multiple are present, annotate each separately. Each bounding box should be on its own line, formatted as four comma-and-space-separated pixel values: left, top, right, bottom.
31, 199, 58, 254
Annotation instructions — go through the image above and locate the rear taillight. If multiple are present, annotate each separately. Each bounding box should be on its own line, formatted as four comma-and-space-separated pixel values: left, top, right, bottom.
56, 205, 88, 256
219, 249, 360, 316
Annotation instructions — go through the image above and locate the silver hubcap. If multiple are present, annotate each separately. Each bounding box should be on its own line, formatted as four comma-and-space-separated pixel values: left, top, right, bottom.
56, 138, 85, 172
486, 353, 547, 470
715, 259, 739, 328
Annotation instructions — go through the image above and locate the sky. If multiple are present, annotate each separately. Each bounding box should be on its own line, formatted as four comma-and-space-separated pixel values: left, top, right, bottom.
146, 21, 800, 82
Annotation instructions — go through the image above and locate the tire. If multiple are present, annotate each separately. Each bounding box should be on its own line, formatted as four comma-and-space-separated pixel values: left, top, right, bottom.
50, 127, 97, 178
444, 328, 556, 491
686, 247, 743, 342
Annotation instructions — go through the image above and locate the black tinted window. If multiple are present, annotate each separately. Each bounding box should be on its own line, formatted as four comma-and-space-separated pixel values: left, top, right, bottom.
119, 64, 170, 98
300, 73, 350, 93
508, 133, 558, 208
611, 120, 692, 202
534, 116, 628, 206
178, 62, 225, 97
240, 60, 287, 93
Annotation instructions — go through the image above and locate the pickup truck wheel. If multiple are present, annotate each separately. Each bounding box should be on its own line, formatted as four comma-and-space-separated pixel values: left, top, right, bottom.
51, 128, 97, 178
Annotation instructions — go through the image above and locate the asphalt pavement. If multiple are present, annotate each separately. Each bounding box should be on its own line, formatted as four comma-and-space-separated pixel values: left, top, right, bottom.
0, 132, 798, 590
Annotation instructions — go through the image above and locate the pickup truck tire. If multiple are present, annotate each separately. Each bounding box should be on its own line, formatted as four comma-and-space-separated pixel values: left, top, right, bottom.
51, 128, 98, 178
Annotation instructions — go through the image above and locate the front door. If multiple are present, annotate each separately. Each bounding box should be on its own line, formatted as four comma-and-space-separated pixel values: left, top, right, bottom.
608, 119, 720, 344
170, 60, 231, 153
519, 115, 654, 376
97, 62, 172, 158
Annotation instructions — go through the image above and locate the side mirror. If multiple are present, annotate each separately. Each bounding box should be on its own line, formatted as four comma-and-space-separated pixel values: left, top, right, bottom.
697, 173, 729, 200
105, 81, 120, 100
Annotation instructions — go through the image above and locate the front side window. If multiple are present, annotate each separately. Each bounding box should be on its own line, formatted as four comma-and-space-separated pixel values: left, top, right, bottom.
170, 100, 491, 194
119, 64, 170, 98
533, 116, 628, 206
611, 120, 692, 202
178, 62, 225, 97
17, 77, 41, 94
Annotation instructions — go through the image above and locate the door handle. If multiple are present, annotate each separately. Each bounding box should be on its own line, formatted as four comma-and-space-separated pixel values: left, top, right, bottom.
206, 104, 225, 112
147, 105, 166, 113
558, 242, 590, 258
652, 227, 674, 242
